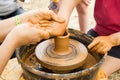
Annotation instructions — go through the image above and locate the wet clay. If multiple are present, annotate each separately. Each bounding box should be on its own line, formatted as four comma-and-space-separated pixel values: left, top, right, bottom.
83, 53, 97, 68
35, 33, 88, 73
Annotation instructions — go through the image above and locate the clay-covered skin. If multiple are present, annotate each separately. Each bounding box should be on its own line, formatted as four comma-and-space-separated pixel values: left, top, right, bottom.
88, 32, 120, 54
20, 9, 66, 37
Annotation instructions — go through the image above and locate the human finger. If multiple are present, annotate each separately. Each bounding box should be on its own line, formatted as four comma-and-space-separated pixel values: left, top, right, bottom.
102, 47, 111, 54
90, 42, 104, 53
97, 47, 106, 54
40, 23, 51, 27
88, 40, 100, 49
27, 17, 40, 24
49, 10, 65, 22
38, 29, 50, 39
45, 22, 66, 36
39, 20, 51, 24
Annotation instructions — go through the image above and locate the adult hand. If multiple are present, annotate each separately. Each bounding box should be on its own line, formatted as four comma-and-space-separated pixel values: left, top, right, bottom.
5, 23, 50, 47
20, 9, 64, 24
45, 21, 67, 36
88, 36, 114, 54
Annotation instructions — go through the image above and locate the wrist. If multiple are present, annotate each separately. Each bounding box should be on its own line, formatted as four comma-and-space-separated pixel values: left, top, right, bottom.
19, 13, 28, 23
109, 32, 120, 46
15, 15, 21, 25
108, 35, 118, 46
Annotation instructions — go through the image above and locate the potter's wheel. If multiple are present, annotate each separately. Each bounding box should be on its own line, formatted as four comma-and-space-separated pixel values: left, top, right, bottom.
35, 38, 88, 73
16, 28, 103, 80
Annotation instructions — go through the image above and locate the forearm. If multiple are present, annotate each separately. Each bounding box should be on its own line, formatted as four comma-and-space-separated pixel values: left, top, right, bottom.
57, 0, 81, 24
0, 17, 16, 42
78, 12, 89, 32
0, 11, 31, 42
0, 37, 17, 74
0, 12, 30, 42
